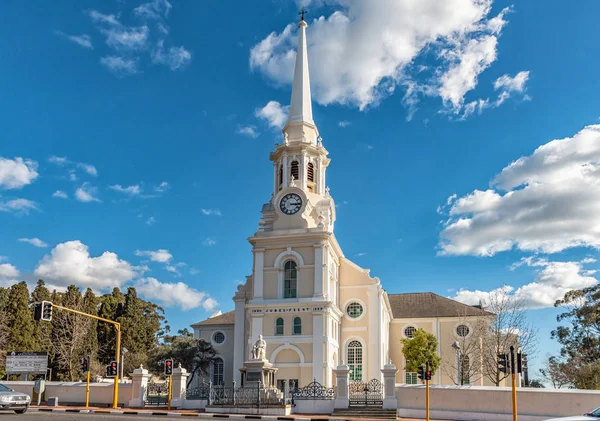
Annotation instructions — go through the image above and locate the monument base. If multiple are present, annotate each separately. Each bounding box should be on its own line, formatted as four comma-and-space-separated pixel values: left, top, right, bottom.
240, 359, 278, 388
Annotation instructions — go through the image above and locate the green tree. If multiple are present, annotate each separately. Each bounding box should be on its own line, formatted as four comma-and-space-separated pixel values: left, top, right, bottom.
0, 287, 11, 378
528, 379, 545, 388
82, 288, 99, 361
31, 280, 52, 353
552, 285, 600, 389
401, 328, 441, 376
152, 329, 216, 387
539, 355, 572, 389
6, 282, 36, 352
97, 288, 125, 363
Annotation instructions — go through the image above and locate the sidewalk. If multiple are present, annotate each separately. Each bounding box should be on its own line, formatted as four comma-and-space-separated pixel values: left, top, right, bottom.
29, 405, 448, 420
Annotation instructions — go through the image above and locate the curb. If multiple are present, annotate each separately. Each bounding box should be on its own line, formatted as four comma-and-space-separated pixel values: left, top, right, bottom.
28, 408, 354, 420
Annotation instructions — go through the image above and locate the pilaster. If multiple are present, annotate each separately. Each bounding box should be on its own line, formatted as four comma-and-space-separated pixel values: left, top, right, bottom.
282, 153, 288, 188
333, 363, 350, 409
170, 364, 191, 408
232, 294, 246, 384
253, 249, 265, 299
129, 366, 152, 408
381, 362, 399, 410
313, 243, 325, 298
312, 313, 324, 384
250, 313, 264, 351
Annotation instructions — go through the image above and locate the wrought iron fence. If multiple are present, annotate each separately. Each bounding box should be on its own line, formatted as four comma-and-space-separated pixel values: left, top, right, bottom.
207, 383, 284, 407
292, 379, 335, 400
184, 381, 210, 400
145, 381, 169, 406
349, 378, 383, 406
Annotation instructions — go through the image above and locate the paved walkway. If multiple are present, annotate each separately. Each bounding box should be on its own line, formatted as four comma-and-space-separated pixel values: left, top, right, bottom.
29, 405, 450, 420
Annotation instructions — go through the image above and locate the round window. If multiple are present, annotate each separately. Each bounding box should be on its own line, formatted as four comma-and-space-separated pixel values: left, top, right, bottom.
456, 324, 470, 337
346, 302, 364, 318
404, 326, 417, 338
213, 331, 225, 344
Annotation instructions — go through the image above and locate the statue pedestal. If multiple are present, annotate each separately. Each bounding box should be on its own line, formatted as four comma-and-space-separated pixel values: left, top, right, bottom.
240, 359, 278, 388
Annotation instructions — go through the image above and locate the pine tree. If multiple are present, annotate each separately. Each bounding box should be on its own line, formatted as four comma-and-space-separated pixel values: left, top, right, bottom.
31, 280, 52, 353
6, 282, 36, 352
97, 288, 125, 363
81, 288, 99, 372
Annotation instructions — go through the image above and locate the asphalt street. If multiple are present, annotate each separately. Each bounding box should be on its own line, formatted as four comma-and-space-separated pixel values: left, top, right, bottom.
0, 413, 165, 420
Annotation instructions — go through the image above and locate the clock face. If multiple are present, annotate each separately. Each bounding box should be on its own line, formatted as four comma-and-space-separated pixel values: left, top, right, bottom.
279, 193, 303, 215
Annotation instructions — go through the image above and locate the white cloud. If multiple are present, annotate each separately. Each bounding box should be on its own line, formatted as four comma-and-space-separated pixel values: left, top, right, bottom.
202, 237, 216, 246
52, 190, 68, 199
18, 238, 48, 248
0, 157, 39, 189
237, 125, 259, 138
250, 1, 510, 116
134, 0, 172, 20
0, 198, 38, 215
56, 31, 94, 49
48, 156, 68, 165
134, 277, 217, 311
494, 71, 530, 93
151, 40, 191, 70
100, 56, 139, 77
439, 124, 600, 256
135, 249, 173, 263
454, 257, 598, 309
34, 240, 141, 290
201, 208, 222, 216
88, 10, 120, 26
154, 181, 170, 192
75, 183, 101, 203
255, 101, 289, 129
145, 216, 156, 226
0, 263, 20, 278
76, 163, 98, 176
338, 120, 351, 128
109, 184, 142, 196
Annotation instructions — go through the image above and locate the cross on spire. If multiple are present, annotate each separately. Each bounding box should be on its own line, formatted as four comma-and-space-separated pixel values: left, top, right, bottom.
299, 8, 308, 21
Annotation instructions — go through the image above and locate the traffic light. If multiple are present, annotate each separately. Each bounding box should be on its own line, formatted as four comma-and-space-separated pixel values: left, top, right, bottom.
164, 359, 173, 376
81, 356, 90, 373
417, 365, 425, 381
106, 361, 118, 377
425, 369, 432, 381
498, 353, 510, 374
33, 302, 42, 321
517, 351, 525, 374
41, 301, 53, 322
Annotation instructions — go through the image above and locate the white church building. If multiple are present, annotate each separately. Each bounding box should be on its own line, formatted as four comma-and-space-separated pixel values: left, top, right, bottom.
192, 16, 492, 390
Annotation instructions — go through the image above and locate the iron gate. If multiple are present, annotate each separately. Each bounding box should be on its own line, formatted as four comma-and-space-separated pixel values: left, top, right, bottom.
145, 381, 169, 406
349, 379, 383, 406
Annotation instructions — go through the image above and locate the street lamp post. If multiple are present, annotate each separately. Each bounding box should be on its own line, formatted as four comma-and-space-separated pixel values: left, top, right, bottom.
452, 342, 461, 385
121, 348, 128, 383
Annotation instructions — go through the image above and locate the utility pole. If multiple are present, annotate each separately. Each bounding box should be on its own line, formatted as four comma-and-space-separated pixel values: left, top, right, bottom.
510, 346, 517, 421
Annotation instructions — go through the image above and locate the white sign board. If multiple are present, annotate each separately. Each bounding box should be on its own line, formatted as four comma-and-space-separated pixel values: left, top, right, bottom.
6, 352, 48, 373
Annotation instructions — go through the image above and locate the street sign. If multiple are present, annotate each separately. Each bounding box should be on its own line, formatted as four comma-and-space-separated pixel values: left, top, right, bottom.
6, 352, 48, 373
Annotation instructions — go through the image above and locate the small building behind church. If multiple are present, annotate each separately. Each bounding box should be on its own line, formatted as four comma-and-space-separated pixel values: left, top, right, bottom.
192, 16, 501, 390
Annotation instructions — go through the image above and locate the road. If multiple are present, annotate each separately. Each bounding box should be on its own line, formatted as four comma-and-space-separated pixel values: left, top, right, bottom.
0, 413, 166, 421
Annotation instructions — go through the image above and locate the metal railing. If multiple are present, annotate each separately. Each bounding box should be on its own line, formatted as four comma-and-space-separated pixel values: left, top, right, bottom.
292, 379, 335, 400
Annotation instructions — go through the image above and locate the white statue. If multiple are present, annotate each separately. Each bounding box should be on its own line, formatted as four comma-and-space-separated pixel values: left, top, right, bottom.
251, 335, 267, 360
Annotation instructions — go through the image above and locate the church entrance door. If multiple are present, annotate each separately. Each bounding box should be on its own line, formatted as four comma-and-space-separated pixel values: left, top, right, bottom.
348, 379, 383, 407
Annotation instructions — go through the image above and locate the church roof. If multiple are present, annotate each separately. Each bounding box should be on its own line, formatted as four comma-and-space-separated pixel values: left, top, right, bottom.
287, 18, 314, 126
191, 310, 235, 326
387, 292, 493, 319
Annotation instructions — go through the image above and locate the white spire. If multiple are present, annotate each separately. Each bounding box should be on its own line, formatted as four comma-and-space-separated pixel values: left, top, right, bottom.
287, 18, 314, 126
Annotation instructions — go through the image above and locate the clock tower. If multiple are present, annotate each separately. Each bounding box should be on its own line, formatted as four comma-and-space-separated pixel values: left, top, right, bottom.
232, 15, 342, 388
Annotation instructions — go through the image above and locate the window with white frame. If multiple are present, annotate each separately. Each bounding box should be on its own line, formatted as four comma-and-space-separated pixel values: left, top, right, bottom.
212, 331, 225, 344
293, 316, 302, 335
275, 318, 284, 335
346, 302, 364, 318
456, 324, 470, 337
283, 261, 297, 298
212, 357, 224, 386
404, 326, 417, 338
405, 372, 418, 384
347, 340, 363, 381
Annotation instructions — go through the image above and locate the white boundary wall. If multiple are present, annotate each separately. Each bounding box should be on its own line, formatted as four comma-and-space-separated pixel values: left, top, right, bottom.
397, 384, 600, 421
4, 381, 132, 407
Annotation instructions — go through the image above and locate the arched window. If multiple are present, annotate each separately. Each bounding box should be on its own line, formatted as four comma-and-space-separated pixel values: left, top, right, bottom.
275, 318, 284, 335
460, 355, 470, 385
293, 317, 302, 335
284, 261, 297, 298
290, 161, 299, 182
347, 340, 363, 381
307, 162, 314, 182
279, 165, 283, 189
212, 357, 224, 386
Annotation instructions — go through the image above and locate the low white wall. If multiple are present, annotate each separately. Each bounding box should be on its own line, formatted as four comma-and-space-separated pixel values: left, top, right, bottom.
4, 381, 132, 407
180, 399, 207, 410
293, 399, 335, 414
397, 384, 600, 421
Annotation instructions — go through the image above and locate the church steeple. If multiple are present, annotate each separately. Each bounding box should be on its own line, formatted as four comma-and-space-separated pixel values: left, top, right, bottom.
287, 16, 314, 126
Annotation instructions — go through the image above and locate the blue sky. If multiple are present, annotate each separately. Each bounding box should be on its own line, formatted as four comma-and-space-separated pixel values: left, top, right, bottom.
2, 0, 600, 378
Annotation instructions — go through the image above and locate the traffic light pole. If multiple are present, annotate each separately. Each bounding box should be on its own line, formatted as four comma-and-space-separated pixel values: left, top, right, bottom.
168, 375, 173, 410
510, 346, 517, 421
85, 370, 91, 408
51, 304, 121, 409
425, 362, 430, 421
